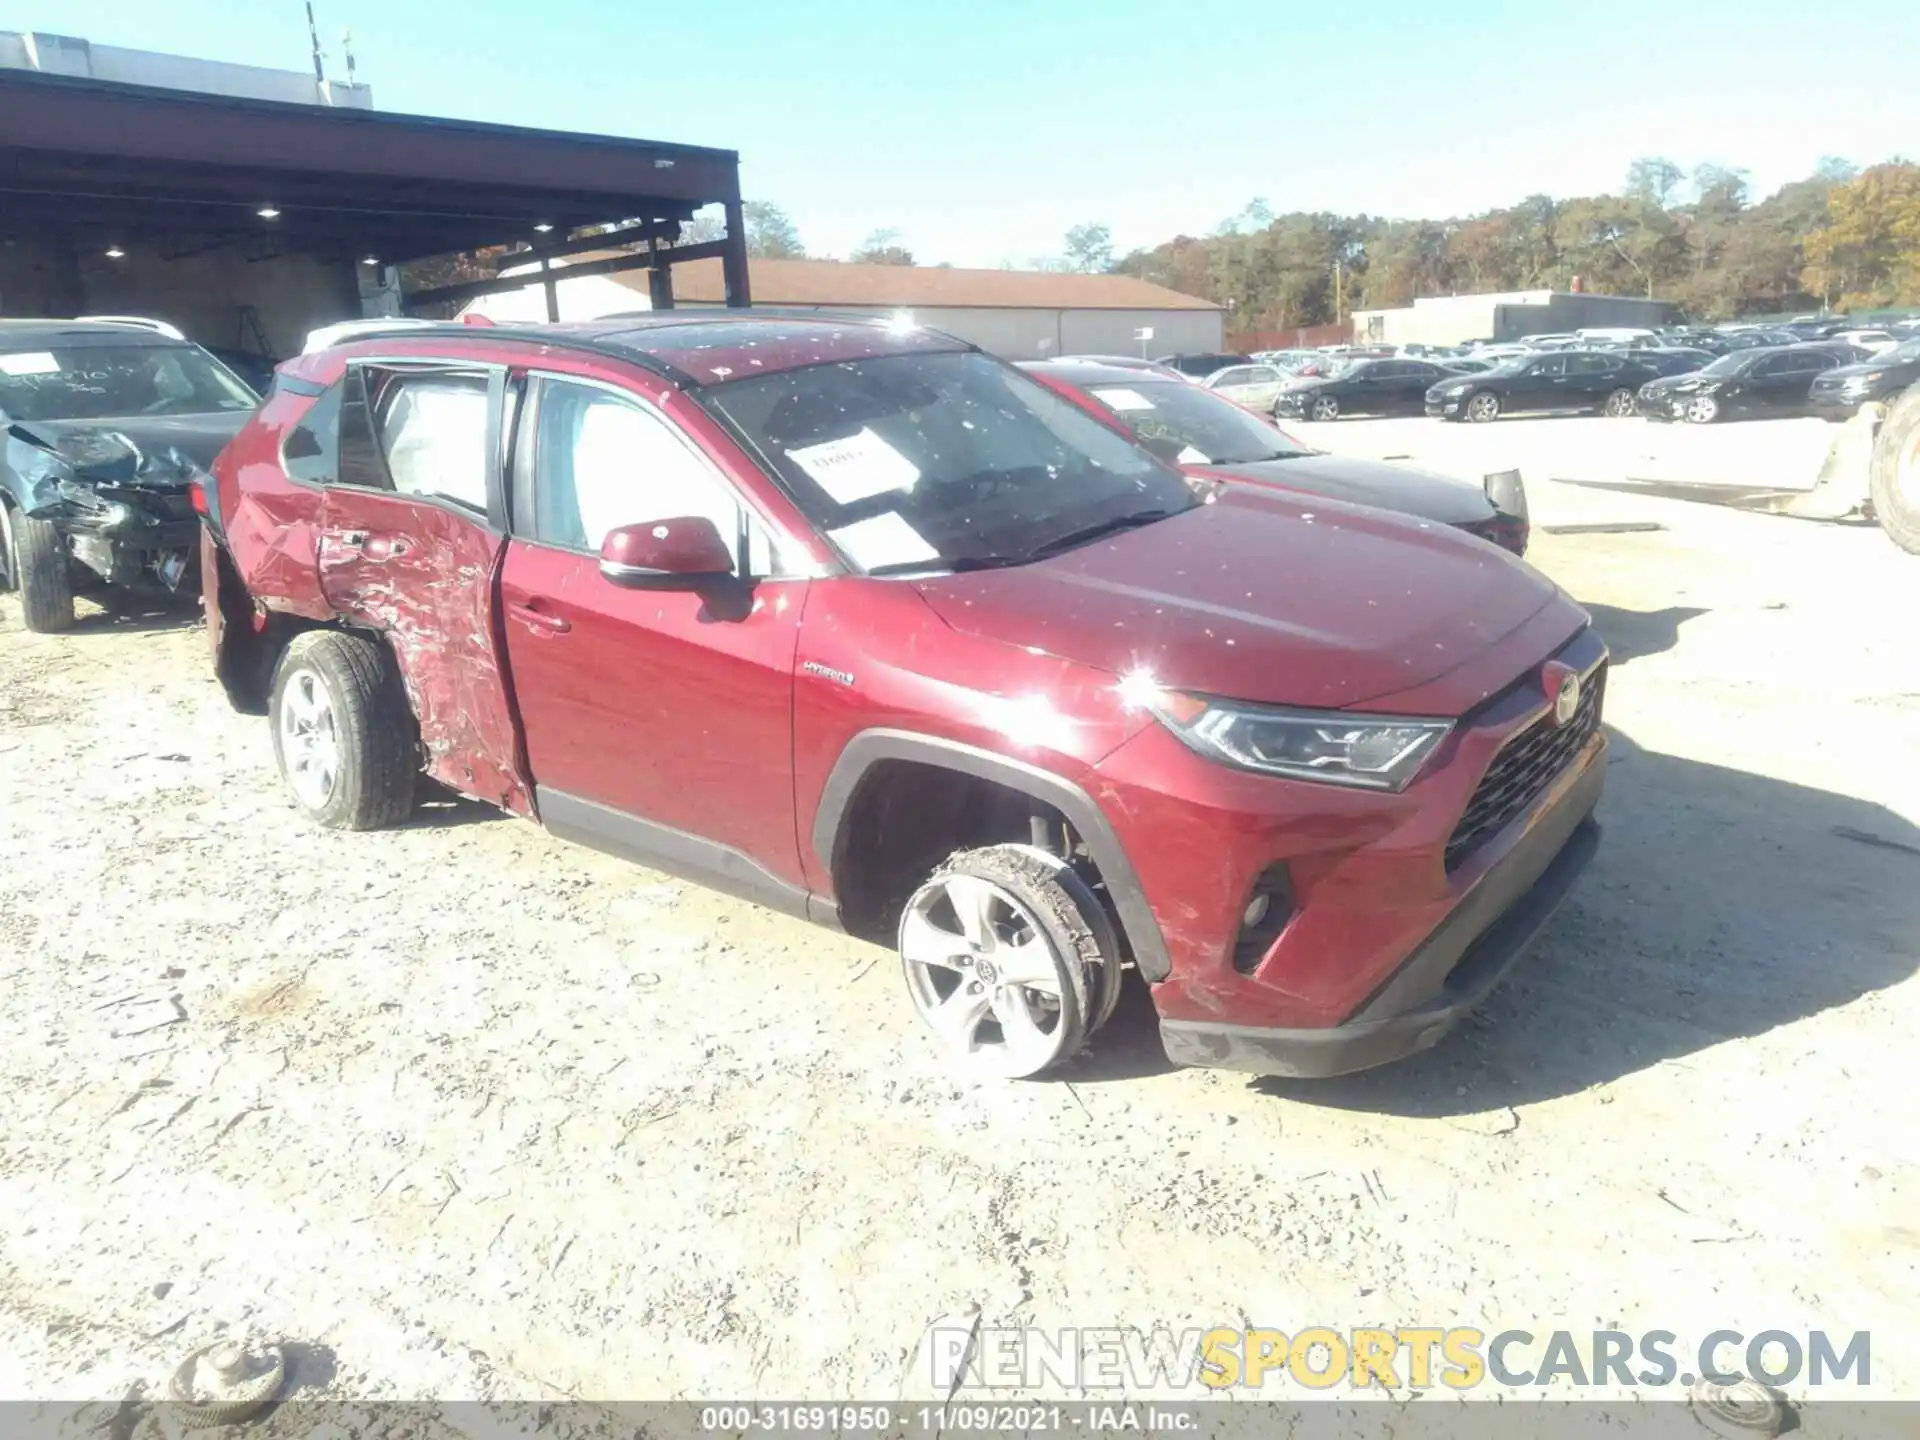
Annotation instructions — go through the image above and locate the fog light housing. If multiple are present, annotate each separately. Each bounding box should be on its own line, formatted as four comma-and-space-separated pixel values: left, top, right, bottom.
1232, 866, 1295, 974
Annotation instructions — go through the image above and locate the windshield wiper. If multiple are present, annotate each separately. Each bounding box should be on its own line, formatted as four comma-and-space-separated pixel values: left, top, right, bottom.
1022, 508, 1176, 562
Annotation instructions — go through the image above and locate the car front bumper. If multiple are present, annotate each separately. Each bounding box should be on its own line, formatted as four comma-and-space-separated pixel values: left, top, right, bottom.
1425, 398, 1465, 417
1160, 757, 1602, 1078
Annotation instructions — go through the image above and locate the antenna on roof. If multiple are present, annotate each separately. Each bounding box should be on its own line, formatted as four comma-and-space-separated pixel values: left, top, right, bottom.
342, 29, 357, 88
305, 3, 329, 93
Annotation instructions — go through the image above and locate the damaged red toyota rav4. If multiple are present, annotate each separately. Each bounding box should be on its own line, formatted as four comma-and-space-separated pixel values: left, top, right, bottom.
201, 314, 1605, 1080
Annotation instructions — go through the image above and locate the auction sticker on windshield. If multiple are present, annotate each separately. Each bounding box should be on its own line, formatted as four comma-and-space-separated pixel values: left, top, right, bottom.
1092, 387, 1156, 411
0, 352, 60, 377
787, 427, 921, 505
827, 511, 940, 570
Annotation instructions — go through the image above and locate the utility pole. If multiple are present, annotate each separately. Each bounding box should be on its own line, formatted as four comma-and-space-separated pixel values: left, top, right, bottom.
1334, 259, 1344, 324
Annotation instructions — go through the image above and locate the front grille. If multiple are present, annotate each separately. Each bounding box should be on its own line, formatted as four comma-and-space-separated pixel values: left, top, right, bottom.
1445, 663, 1605, 870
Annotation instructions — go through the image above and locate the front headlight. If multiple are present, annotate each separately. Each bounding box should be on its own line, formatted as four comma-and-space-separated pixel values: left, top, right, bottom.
1145, 690, 1452, 791
1844, 371, 1886, 388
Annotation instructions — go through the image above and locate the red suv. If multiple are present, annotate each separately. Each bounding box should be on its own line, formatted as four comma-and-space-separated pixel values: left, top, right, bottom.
200, 315, 1606, 1080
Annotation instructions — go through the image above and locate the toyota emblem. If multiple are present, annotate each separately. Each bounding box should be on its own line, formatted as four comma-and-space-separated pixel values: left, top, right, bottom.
1545, 664, 1582, 727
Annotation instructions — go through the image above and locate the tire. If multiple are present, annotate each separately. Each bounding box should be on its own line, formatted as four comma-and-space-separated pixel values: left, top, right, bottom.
1465, 391, 1501, 423
268, 629, 418, 830
898, 843, 1119, 1079
1602, 388, 1635, 418
3, 504, 75, 633
1309, 394, 1341, 422
1869, 385, 1920, 556
1684, 394, 1720, 425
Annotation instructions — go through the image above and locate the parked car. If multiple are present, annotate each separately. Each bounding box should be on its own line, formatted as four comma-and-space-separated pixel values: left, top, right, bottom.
1201, 362, 1288, 411
1157, 352, 1254, 380
1618, 347, 1714, 379
1021, 359, 1529, 553
1519, 333, 1581, 350
1636, 343, 1864, 423
0, 319, 260, 632
1426, 349, 1659, 422
1808, 337, 1920, 420
1276, 357, 1457, 421
1832, 329, 1902, 356
1575, 327, 1659, 349
1048, 355, 1191, 383
203, 314, 1604, 1080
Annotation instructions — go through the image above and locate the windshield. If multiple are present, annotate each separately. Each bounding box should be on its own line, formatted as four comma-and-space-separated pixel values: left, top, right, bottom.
0, 344, 258, 423
1886, 338, 1920, 362
701, 350, 1199, 574
1086, 379, 1314, 465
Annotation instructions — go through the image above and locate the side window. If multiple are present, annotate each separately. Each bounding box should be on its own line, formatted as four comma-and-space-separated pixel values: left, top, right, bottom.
1529, 355, 1567, 377
1750, 354, 1789, 377
529, 378, 754, 568
1211, 367, 1252, 387
336, 367, 394, 491
282, 381, 342, 485
1564, 355, 1607, 377
366, 371, 491, 513
1248, 366, 1281, 384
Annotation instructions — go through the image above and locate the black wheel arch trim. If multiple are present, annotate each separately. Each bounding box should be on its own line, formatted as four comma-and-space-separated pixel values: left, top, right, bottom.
811, 729, 1173, 982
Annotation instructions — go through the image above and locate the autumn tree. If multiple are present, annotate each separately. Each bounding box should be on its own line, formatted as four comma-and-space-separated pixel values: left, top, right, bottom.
851, 228, 914, 265
742, 201, 806, 259
1063, 223, 1114, 273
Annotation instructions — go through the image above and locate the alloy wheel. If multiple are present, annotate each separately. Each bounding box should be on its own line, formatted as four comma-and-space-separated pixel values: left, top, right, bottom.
1467, 392, 1500, 422
899, 872, 1077, 1079
1310, 396, 1340, 422
1685, 396, 1719, 424
1604, 389, 1635, 418
278, 667, 342, 809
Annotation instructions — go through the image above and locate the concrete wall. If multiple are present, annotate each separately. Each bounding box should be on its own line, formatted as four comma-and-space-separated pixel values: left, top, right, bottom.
0, 31, 373, 107
461, 276, 1224, 360
2, 238, 362, 359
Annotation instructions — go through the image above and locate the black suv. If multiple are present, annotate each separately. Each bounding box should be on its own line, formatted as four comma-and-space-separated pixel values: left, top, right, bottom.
0, 320, 259, 631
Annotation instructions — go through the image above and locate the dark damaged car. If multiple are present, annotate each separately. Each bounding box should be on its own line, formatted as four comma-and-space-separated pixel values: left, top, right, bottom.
0, 322, 259, 631
202, 316, 1606, 1083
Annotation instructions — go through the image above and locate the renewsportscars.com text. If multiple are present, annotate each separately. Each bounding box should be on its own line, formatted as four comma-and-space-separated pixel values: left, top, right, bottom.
932, 1326, 1871, 1393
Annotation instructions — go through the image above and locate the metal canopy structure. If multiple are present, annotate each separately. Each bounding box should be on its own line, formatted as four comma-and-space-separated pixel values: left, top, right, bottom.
0, 68, 750, 311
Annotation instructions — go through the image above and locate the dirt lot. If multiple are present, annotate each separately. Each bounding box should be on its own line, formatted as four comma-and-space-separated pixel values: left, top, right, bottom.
1, 422, 1916, 1415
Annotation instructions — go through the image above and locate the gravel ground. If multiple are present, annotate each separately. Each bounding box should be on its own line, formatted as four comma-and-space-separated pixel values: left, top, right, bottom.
1, 433, 1915, 1420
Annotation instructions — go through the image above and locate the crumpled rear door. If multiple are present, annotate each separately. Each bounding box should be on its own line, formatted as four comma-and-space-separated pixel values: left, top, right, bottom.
317, 362, 529, 815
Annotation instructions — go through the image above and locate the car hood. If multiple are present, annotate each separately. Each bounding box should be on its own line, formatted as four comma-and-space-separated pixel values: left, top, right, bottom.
7, 412, 249, 481
1195, 455, 1495, 526
1822, 358, 1919, 382
910, 484, 1572, 715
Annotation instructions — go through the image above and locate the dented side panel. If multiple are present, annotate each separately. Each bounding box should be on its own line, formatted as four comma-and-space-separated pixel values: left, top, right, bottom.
219, 386, 335, 622
316, 488, 529, 816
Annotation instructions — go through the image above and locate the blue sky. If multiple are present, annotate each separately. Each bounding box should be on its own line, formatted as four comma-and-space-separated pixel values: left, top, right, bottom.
19, 0, 1920, 267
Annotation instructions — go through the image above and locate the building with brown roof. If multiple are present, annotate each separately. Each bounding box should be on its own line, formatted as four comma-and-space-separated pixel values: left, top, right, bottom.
464, 254, 1225, 360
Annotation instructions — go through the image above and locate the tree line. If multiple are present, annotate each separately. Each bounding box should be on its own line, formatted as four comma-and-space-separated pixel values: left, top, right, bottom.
1105, 158, 1920, 328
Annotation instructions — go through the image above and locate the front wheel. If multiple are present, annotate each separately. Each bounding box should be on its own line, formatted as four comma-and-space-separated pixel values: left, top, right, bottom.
1308, 394, 1341, 422
1602, 388, 1636, 418
1465, 391, 1501, 423
269, 629, 418, 830
1869, 386, 1920, 555
2, 504, 75, 633
1684, 395, 1720, 425
898, 844, 1120, 1079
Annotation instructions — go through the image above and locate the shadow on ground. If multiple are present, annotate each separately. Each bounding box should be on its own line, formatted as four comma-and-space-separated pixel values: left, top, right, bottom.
1244, 726, 1919, 1116
406, 778, 512, 829
61, 594, 202, 637
1583, 602, 1708, 666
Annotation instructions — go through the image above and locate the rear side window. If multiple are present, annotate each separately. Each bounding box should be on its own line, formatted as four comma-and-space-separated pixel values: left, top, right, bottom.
372, 373, 490, 512
282, 381, 342, 485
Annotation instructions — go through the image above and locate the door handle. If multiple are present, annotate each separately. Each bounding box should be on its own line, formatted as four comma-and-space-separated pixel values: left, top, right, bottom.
508, 602, 571, 636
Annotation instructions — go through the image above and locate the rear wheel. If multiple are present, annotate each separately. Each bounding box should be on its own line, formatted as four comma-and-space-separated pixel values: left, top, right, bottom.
3, 505, 75, 633
269, 630, 418, 830
898, 844, 1118, 1079
1602, 387, 1636, 418
1465, 391, 1501, 423
1309, 394, 1341, 422
1869, 386, 1920, 555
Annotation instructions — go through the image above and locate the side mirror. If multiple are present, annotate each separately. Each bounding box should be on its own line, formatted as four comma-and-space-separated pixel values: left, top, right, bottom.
599, 517, 735, 588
